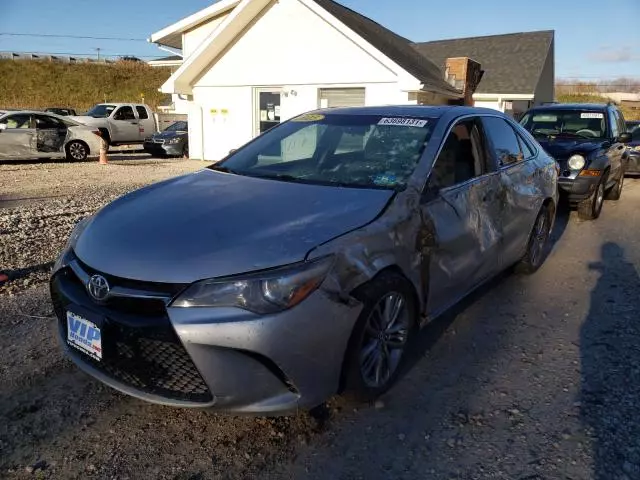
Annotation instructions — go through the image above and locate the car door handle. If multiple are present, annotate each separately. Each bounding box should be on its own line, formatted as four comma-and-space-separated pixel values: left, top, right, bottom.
130, 121, 138, 125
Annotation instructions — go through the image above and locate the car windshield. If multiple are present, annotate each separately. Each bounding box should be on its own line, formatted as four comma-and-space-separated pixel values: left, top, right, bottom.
166, 121, 188, 132
520, 110, 608, 139
211, 113, 435, 190
85, 104, 116, 118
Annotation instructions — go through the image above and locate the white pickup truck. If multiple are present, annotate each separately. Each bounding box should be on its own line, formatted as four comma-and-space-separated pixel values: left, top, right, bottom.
69, 103, 157, 146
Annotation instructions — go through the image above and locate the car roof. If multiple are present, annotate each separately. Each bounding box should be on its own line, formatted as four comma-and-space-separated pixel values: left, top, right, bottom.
0, 110, 81, 124
312, 105, 503, 118
528, 103, 610, 112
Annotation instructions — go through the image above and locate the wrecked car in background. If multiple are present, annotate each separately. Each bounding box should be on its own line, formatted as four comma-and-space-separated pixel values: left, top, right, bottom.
520, 103, 630, 220
51, 106, 558, 414
625, 120, 640, 175
0, 111, 102, 161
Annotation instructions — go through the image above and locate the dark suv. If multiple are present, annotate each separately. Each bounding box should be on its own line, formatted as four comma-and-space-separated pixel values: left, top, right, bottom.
520, 103, 631, 220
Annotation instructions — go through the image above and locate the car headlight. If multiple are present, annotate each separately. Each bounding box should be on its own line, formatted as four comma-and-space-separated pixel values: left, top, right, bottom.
171, 256, 334, 314
166, 137, 182, 144
52, 216, 92, 273
568, 154, 586, 171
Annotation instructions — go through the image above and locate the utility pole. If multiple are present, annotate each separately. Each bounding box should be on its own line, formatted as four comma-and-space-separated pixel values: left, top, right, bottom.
95, 47, 101, 62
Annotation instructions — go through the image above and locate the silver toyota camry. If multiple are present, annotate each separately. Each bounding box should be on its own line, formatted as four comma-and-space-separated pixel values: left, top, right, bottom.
51, 106, 558, 414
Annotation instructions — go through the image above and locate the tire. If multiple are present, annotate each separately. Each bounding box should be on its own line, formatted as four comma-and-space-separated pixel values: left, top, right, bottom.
577, 175, 606, 220
342, 272, 417, 401
65, 141, 88, 162
515, 205, 552, 275
605, 170, 624, 201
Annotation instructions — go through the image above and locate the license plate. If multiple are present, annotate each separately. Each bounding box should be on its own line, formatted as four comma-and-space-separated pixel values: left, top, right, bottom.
66, 311, 102, 361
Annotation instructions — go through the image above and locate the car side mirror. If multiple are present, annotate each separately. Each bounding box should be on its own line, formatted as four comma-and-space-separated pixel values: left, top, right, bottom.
229, 148, 237, 155
618, 132, 632, 144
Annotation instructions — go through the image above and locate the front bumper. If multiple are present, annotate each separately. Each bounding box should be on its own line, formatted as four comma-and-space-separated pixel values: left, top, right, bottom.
143, 141, 184, 157
50, 258, 360, 414
557, 173, 601, 203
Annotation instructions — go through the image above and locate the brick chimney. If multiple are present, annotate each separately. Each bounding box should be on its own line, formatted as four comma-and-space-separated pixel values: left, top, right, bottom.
444, 57, 484, 106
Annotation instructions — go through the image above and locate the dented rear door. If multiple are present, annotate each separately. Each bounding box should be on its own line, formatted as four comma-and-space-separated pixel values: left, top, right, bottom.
0, 114, 36, 159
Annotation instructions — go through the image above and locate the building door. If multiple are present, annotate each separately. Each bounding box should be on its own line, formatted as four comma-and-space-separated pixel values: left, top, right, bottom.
319, 88, 365, 108
255, 89, 282, 136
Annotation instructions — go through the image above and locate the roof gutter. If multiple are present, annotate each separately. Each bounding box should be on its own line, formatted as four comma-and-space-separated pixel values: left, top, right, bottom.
473, 93, 534, 100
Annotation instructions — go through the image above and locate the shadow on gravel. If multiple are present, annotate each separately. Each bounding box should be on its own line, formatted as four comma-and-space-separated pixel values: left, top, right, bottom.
1, 261, 54, 282
581, 242, 640, 480
549, 196, 571, 250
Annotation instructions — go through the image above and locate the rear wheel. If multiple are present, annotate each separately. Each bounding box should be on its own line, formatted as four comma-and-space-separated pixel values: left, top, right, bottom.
605, 170, 624, 200
65, 141, 88, 162
577, 176, 605, 220
515, 205, 552, 274
343, 272, 417, 401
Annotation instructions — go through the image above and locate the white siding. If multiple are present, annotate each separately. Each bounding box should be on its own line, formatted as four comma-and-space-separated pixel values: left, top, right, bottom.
474, 100, 502, 112
195, 0, 399, 87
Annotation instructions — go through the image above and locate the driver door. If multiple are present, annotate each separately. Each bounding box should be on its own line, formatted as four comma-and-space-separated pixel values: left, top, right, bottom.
419, 117, 503, 317
109, 106, 139, 143
0, 114, 36, 159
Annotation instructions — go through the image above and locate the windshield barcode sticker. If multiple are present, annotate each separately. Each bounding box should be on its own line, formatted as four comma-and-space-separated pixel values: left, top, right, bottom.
378, 117, 428, 127
581, 113, 603, 119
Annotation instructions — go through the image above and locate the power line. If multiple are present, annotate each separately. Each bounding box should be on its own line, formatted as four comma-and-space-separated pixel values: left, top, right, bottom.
0, 50, 167, 58
0, 32, 148, 42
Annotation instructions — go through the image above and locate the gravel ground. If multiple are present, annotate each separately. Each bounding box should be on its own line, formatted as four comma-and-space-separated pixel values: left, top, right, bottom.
1, 157, 639, 479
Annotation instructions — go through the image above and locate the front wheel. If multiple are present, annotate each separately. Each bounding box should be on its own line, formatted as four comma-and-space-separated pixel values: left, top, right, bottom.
605, 170, 624, 201
342, 272, 417, 401
65, 141, 88, 162
577, 177, 605, 220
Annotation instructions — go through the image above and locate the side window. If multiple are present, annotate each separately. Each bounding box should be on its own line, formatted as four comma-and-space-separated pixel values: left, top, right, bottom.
1, 114, 32, 129
113, 106, 135, 121
516, 132, 535, 159
136, 106, 149, 119
608, 110, 620, 139
482, 117, 523, 167
614, 109, 626, 138
35, 115, 65, 129
429, 118, 488, 190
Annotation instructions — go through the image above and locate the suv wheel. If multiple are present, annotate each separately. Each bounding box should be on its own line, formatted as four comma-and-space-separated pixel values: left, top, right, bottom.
577, 176, 606, 220
605, 170, 624, 201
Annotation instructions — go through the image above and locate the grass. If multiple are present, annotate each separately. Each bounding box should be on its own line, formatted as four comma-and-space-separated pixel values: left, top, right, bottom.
0, 60, 172, 112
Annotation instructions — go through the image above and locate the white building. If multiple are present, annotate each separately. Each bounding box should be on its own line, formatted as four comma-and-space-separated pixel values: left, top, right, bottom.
150, 0, 464, 161
150, 0, 553, 160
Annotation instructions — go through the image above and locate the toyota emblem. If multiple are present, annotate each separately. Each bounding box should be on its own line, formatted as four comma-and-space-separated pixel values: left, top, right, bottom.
87, 274, 110, 301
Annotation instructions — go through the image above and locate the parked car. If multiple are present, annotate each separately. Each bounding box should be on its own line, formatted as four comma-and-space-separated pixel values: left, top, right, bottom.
68, 103, 157, 146
626, 121, 640, 175
45, 107, 78, 117
520, 103, 630, 220
143, 120, 188, 157
51, 106, 558, 414
0, 111, 102, 161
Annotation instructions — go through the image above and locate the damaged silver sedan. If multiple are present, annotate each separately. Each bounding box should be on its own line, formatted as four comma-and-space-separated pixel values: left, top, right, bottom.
0, 111, 102, 161
50, 106, 558, 414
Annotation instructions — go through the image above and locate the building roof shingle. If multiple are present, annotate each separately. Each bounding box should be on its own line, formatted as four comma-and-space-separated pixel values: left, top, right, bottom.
412, 31, 554, 95
312, 0, 461, 96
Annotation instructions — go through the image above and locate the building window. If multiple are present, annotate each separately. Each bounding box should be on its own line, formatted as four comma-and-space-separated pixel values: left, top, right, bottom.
319, 88, 365, 108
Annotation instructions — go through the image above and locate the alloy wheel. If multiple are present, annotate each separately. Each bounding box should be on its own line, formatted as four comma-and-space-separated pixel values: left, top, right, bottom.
69, 142, 86, 160
360, 292, 410, 388
529, 212, 549, 267
595, 182, 605, 215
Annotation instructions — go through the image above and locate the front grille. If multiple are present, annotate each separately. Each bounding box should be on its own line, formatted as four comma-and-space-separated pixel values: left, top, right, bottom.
52, 272, 213, 404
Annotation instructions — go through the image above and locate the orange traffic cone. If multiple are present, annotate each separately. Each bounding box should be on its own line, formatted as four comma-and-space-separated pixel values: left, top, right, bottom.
99, 138, 108, 165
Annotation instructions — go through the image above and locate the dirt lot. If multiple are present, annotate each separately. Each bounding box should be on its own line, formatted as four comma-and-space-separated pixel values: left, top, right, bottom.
1, 156, 639, 480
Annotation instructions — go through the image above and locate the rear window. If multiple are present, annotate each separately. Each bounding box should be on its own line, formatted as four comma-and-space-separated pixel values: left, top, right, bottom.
520, 109, 608, 139
214, 113, 435, 189
86, 104, 116, 118
136, 106, 149, 119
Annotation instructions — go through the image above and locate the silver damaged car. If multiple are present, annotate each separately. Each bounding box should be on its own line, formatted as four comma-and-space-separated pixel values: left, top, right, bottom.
51, 106, 558, 414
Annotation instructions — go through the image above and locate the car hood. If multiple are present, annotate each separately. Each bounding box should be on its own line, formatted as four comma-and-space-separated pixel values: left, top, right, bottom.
150, 130, 186, 140
67, 115, 104, 126
74, 170, 394, 283
537, 138, 604, 160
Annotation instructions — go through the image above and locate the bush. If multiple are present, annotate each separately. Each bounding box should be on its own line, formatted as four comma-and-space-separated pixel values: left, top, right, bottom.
0, 59, 172, 112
